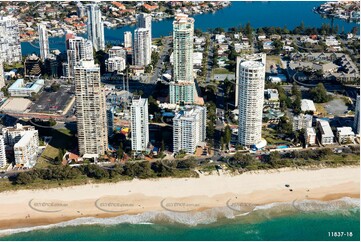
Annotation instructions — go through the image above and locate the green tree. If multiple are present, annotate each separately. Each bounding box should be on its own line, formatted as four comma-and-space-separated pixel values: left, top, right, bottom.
148, 96, 160, 114
94, 50, 107, 74
15, 172, 33, 185
49, 118, 56, 126
1, 87, 9, 97
291, 83, 301, 97
310, 83, 332, 103
144, 64, 152, 73
150, 161, 173, 177
223, 125, 232, 146
245, 22, 252, 36
151, 51, 160, 67
277, 116, 292, 136
118, 142, 124, 159
206, 102, 217, 139
194, 28, 203, 36
227, 44, 237, 61
30, 92, 39, 101
282, 25, 290, 34
272, 39, 284, 54
232, 153, 256, 169
50, 82, 60, 92
176, 159, 196, 169
293, 95, 302, 115
123, 161, 155, 178
214, 27, 225, 34
85, 164, 109, 179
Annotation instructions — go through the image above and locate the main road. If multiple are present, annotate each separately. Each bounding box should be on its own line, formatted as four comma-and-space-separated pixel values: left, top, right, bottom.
150, 37, 172, 84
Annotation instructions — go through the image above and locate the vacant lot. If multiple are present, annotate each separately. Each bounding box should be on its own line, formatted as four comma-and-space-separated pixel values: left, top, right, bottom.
30, 85, 74, 114
266, 55, 283, 73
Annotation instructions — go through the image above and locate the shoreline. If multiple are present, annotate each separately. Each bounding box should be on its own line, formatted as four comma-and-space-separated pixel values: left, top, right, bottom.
19, 4, 231, 43
0, 166, 359, 233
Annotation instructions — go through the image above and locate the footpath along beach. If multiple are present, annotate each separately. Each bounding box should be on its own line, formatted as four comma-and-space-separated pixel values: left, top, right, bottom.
0, 166, 359, 234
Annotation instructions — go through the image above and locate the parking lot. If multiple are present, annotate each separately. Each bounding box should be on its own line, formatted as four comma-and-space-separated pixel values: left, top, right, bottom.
324, 98, 349, 116
30, 85, 75, 114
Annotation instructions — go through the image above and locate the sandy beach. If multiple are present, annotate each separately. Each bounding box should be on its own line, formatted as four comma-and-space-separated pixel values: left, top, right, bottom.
0, 166, 359, 231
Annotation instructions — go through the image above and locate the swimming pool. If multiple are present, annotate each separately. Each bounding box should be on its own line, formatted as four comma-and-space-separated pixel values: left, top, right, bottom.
277, 145, 289, 149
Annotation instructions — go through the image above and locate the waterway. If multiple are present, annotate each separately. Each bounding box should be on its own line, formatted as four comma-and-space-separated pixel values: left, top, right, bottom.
21, 1, 359, 55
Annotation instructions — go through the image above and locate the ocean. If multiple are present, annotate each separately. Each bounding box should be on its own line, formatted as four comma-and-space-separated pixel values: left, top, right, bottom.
5, 1, 361, 240
21, 1, 359, 55
1, 198, 360, 241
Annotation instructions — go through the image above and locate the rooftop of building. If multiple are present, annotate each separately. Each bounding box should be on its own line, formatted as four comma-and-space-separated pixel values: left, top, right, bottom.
240, 60, 264, 69
0, 16, 16, 21
76, 60, 99, 69
174, 13, 194, 24
25, 53, 40, 61
8, 78, 44, 91
110, 46, 124, 50
294, 113, 313, 121
317, 119, 334, 137
3, 123, 34, 132
14, 131, 36, 148
264, 89, 279, 95
0, 98, 32, 113
174, 105, 206, 120
131, 96, 147, 106
337, 126, 355, 136
301, 99, 316, 112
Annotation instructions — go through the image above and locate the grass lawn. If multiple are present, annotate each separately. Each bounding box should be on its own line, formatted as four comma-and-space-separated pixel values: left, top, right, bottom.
36, 145, 59, 168
4, 62, 23, 71
49, 128, 76, 149
57, 128, 72, 136
266, 55, 282, 65
36, 127, 76, 168
213, 68, 233, 75
315, 103, 327, 116
263, 128, 291, 145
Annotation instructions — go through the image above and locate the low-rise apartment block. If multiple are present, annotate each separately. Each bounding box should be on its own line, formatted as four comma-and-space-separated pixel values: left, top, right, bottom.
336, 127, 355, 144
173, 106, 206, 154
293, 114, 313, 131
2, 124, 39, 168
305, 127, 316, 146
316, 119, 334, 145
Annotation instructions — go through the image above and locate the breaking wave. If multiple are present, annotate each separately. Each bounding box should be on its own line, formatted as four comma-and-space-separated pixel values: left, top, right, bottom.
0, 197, 359, 237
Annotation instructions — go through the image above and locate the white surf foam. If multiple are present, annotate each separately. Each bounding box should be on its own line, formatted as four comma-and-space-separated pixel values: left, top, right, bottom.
0, 197, 358, 237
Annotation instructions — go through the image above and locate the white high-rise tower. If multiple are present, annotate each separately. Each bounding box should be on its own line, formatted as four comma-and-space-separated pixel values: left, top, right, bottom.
38, 23, 49, 60
0, 136, 6, 168
235, 53, 266, 107
169, 14, 195, 104
124, 31, 132, 48
136, 13, 152, 41
66, 35, 94, 79
0, 60, 5, 89
86, 4, 105, 51
173, 106, 206, 154
131, 96, 149, 152
354, 95, 360, 134
74, 60, 108, 157
134, 28, 151, 66
237, 61, 265, 146
0, 16, 22, 63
